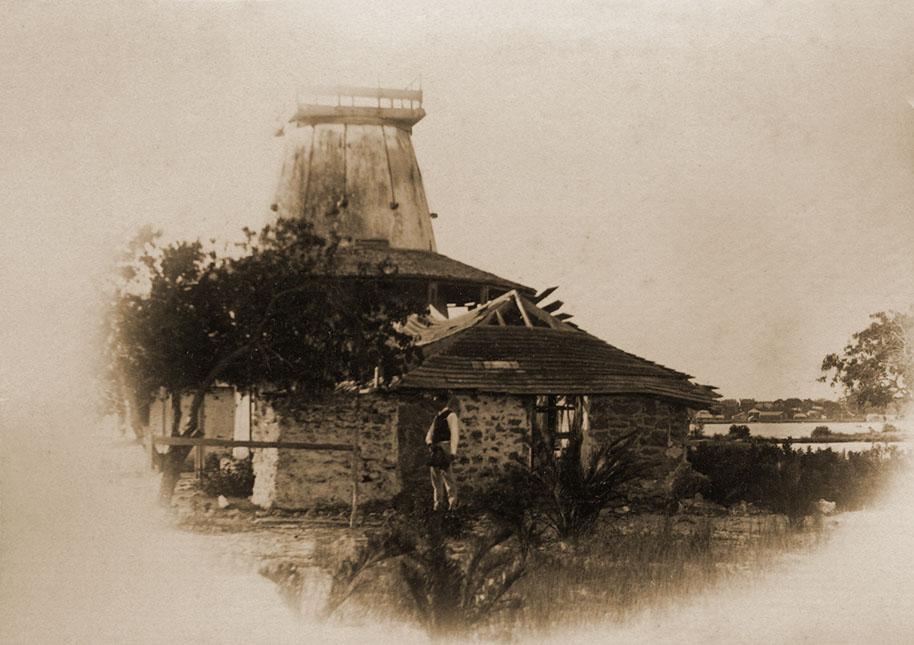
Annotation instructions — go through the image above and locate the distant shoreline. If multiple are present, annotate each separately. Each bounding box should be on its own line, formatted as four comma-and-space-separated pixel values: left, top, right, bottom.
763, 433, 904, 444
695, 433, 905, 444
700, 419, 877, 424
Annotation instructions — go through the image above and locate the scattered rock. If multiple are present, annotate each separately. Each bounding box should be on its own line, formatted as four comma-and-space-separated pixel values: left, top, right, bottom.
217, 495, 231, 509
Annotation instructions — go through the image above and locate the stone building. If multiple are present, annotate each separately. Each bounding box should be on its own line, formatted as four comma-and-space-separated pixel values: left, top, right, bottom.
251, 291, 717, 509
241, 86, 718, 509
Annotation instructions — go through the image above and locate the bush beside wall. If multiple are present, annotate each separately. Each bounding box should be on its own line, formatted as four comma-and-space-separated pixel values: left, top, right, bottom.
688, 442, 907, 520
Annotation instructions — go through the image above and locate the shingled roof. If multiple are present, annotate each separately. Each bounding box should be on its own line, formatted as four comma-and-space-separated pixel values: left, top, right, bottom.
398, 291, 719, 406
329, 242, 534, 294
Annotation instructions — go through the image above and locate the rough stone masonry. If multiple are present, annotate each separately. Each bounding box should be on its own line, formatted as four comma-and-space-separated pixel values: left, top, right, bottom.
249, 390, 690, 510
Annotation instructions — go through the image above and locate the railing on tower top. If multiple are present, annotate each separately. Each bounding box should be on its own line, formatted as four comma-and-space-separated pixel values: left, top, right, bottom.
301, 85, 422, 108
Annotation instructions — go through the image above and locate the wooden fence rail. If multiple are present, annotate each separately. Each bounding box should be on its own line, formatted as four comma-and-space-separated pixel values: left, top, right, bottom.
152, 436, 353, 451
149, 434, 361, 527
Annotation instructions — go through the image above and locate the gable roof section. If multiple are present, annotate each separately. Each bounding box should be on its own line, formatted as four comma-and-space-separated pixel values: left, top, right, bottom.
399, 291, 719, 406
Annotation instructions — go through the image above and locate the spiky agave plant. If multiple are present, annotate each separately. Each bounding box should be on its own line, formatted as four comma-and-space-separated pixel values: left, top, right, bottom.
323, 524, 417, 616
530, 429, 654, 539
398, 517, 527, 638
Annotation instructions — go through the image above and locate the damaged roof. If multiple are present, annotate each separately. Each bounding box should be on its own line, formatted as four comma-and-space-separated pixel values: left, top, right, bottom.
398, 291, 719, 406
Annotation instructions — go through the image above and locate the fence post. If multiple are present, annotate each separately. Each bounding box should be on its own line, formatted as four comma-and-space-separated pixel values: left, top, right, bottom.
147, 431, 156, 470
195, 444, 204, 481
349, 427, 360, 529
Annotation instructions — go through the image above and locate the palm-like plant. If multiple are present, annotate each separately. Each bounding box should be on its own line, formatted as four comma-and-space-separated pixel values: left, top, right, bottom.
323, 525, 416, 616
528, 428, 653, 539
399, 519, 527, 638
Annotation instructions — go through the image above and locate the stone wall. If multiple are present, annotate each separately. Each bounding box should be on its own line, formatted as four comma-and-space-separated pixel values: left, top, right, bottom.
448, 392, 531, 496
250, 390, 533, 509
584, 395, 692, 505
247, 389, 689, 510
250, 392, 399, 509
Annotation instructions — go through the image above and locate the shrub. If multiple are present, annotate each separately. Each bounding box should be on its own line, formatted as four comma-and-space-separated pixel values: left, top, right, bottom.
688, 442, 781, 505
399, 518, 526, 637
325, 512, 526, 637
669, 462, 709, 501
810, 426, 831, 438
324, 519, 417, 616
727, 424, 751, 441
474, 468, 545, 556
199, 453, 255, 498
688, 442, 907, 521
485, 430, 652, 540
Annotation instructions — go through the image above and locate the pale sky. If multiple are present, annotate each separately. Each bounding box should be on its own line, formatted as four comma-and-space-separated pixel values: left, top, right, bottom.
2, 1, 913, 401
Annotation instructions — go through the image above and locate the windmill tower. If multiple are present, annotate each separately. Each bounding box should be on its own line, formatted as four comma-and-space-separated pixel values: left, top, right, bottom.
271, 85, 436, 251
270, 86, 532, 316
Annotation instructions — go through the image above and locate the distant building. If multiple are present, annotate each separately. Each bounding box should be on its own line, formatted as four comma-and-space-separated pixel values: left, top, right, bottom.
757, 411, 785, 422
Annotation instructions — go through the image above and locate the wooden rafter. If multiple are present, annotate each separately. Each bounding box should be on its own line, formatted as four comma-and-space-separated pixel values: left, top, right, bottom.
513, 292, 533, 328
541, 300, 564, 313
534, 286, 559, 303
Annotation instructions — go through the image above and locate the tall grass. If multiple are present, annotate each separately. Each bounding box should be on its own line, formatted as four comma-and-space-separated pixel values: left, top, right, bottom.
492, 513, 809, 636
317, 510, 813, 640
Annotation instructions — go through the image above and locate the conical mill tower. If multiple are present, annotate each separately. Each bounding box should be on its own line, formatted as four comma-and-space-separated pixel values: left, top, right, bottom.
270, 86, 532, 316
271, 85, 436, 251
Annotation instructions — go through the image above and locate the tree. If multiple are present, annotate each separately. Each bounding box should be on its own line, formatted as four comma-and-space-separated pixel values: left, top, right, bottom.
727, 424, 751, 441
99, 224, 173, 438
819, 310, 913, 414
810, 426, 831, 439
103, 217, 425, 498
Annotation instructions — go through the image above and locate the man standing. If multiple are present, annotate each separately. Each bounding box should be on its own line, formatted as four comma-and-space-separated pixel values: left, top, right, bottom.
426, 391, 460, 511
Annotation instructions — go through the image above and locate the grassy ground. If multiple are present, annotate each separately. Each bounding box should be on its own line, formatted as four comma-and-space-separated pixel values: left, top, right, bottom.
323, 508, 823, 640
498, 513, 813, 636
170, 477, 828, 640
